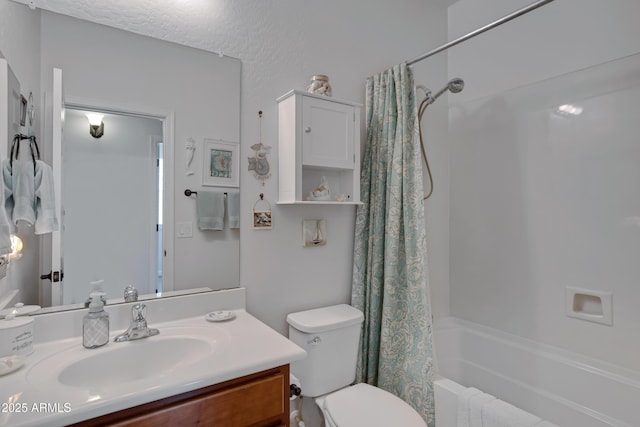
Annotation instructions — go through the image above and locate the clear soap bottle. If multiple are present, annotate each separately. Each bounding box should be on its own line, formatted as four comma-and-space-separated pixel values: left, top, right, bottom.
83, 292, 109, 349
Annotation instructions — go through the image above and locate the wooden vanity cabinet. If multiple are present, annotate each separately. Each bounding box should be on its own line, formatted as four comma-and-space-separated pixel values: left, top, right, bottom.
73, 365, 290, 427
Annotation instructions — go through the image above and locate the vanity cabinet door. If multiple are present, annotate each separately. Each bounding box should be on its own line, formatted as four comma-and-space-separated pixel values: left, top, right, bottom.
75, 365, 289, 427
301, 95, 355, 169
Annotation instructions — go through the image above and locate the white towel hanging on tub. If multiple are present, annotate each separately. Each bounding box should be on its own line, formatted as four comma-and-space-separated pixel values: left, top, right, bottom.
457, 387, 482, 427
468, 391, 496, 427
481, 399, 541, 427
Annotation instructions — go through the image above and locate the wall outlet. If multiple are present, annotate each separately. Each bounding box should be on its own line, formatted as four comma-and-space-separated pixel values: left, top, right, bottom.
176, 221, 193, 238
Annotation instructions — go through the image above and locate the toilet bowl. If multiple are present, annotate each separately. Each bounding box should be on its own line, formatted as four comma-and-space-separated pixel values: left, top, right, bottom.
317, 383, 426, 427
287, 304, 426, 427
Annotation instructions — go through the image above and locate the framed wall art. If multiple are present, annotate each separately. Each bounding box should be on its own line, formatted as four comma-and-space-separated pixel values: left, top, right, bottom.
202, 139, 239, 187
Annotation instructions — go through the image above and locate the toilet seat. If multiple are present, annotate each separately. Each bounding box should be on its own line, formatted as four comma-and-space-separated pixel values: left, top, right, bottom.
320, 383, 427, 427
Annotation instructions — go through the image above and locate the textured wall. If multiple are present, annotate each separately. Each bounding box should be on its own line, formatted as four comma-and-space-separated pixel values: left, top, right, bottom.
7, 0, 450, 333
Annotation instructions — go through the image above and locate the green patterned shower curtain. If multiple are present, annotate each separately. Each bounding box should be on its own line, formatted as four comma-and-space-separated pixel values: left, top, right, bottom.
351, 63, 435, 426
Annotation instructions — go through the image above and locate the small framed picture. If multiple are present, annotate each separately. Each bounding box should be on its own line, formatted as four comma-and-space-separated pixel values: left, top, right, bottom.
202, 139, 239, 187
253, 210, 272, 230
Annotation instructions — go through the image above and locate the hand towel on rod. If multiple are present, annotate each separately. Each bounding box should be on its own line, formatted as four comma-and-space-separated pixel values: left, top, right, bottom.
227, 191, 240, 229
197, 190, 225, 231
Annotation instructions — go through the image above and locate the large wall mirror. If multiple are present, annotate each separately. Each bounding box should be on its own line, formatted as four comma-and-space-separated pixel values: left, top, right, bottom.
0, 1, 241, 313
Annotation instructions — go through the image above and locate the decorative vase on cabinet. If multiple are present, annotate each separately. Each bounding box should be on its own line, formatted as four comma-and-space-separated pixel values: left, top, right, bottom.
277, 90, 362, 205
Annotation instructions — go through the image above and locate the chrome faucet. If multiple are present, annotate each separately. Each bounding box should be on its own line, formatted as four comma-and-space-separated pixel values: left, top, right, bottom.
114, 303, 159, 342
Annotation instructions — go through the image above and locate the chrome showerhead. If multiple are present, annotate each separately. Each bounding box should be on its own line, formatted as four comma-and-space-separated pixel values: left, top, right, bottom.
425, 77, 465, 105
447, 77, 465, 93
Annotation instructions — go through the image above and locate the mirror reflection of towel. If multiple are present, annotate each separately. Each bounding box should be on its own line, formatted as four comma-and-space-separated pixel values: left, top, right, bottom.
227, 192, 240, 229
197, 191, 225, 231
2, 155, 58, 235
0, 175, 11, 255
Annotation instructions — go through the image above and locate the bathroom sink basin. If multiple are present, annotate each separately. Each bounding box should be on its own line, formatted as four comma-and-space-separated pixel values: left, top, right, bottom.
27, 326, 228, 389
59, 336, 211, 387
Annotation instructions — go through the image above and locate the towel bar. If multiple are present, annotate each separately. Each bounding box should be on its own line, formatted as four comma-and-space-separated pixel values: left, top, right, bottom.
184, 189, 227, 197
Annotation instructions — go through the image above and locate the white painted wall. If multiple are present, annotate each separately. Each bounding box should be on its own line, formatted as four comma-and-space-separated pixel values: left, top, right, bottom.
228, 1, 450, 334
62, 109, 162, 304
449, 0, 640, 371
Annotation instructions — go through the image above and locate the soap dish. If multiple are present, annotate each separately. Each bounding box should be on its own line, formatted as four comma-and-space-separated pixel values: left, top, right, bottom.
206, 311, 236, 322
0, 355, 26, 376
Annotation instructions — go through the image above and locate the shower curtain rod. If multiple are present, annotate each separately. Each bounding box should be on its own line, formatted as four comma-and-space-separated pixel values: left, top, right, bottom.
406, 0, 556, 66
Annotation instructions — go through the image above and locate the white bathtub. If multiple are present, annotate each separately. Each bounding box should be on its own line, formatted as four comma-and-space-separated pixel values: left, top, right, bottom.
433, 317, 640, 427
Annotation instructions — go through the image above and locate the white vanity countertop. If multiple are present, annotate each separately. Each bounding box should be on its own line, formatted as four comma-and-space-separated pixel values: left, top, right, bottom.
0, 310, 306, 427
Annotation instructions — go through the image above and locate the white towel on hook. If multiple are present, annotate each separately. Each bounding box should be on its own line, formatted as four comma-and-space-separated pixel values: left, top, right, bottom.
3, 142, 36, 227
197, 191, 225, 231
0, 171, 12, 255
34, 160, 58, 234
3, 157, 58, 235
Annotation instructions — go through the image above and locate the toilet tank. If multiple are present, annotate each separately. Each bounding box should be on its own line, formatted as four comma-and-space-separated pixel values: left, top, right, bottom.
287, 304, 364, 397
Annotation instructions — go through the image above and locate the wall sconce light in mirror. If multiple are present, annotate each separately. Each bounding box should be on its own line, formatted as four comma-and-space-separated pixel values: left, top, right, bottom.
9, 234, 23, 260
86, 113, 104, 138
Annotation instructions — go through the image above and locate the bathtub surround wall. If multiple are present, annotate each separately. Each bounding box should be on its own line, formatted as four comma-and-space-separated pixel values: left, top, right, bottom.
435, 318, 640, 427
449, 0, 640, 373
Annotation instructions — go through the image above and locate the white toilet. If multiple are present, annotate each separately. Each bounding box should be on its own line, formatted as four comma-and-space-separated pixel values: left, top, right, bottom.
287, 304, 427, 427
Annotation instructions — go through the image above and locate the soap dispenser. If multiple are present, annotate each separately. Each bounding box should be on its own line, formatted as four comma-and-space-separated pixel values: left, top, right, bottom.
83, 292, 109, 349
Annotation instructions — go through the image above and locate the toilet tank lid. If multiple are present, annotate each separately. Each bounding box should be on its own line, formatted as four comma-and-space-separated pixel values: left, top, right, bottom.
287, 304, 364, 333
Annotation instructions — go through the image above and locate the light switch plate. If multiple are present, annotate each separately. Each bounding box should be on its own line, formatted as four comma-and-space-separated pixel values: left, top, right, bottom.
177, 221, 193, 238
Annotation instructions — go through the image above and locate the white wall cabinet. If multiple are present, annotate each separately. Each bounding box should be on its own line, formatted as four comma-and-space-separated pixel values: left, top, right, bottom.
277, 90, 361, 205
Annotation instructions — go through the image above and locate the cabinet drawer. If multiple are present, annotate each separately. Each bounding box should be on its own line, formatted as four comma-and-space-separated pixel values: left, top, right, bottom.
74, 365, 290, 427
114, 374, 285, 426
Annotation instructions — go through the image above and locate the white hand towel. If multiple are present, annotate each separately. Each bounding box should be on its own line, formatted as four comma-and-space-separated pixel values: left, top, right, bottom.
2, 159, 15, 233
197, 191, 225, 230
34, 160, 59, 235
7, 143, 36, 227
0, 168, 12, 255
482, 399, 541, 427
457, 387, 482, 427
227, 191, 240, 229
469, 392, 496, 427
